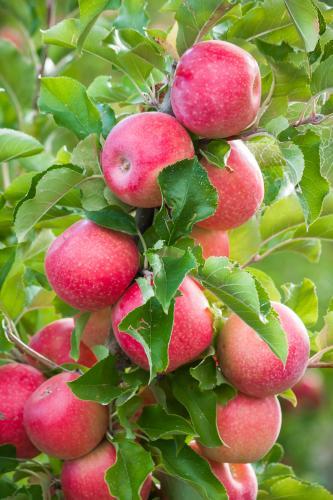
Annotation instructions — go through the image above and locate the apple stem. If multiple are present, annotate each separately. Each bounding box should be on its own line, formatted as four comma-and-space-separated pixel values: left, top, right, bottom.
308, 345, 333, 368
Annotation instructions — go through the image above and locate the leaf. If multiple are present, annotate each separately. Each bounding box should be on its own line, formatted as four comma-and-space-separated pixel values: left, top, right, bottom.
172, 369, 221, 447
71, 134, 101, 175
189, 353, 225, 391
14, 165, 84, 242
77, 0, 120, 51
0, 445, 18, 473
39, 77, 102, 140
105, 439, 154, 500
229, 218, 261, 266
262, 476, 333, 499
199, 141, 231, 169
284, 0, 319, 52
147, 248, 197, 313
85, 206, 137, 235
281, 278, 318, 327
248, 269, 281, 302
119, 297, 175, 379
70, 312, 90, 361
311, 55, 333, 94
154, 440, 227, 499
260, 195, 304, 241
113, 0, 149, 33
0, 129, 43, 162
198, 257, 288, 363
68, 355, 122, 404
279, 388, 297, 407
80, 178, 109, 211
138, 404, 195, 440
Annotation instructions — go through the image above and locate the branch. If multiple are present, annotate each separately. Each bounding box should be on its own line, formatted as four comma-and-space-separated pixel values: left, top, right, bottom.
307, 345, 333, 369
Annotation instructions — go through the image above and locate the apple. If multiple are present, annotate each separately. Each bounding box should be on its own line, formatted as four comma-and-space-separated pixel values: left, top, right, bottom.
218, 302, 310, 398
28, 318, 97, 368
80, 308, 112, 347
189, 226, 229, 258
197, 140, 264, 231
171, 40, 261, 138
292, 370, 324, 410
23, 372, 109, 459
101, 112, 194, 207
0, 363, 45, 458
198, 393, 282, 463
0, 27, 24, 50
45, 220, 140, 311
112, 276, 213, 372
61, 441, 152, 500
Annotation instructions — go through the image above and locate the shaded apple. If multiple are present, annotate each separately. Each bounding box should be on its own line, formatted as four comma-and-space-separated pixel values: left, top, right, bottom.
45, 220, 140, 311
80, 308, 112, 347
0, 363, 45, 458
24, 372, 109, 459
292, 370, 324, 410
189, 226, 229, 258
218, 302, 310, 397
101, 112, 194, 207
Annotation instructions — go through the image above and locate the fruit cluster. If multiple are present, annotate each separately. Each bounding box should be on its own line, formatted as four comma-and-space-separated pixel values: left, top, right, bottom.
0, 41, 311, 499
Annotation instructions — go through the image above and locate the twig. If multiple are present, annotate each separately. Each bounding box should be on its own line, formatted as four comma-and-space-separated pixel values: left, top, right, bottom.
308, 345, 333, 367
308, 361, 333, 368
194, 2, 234, 44
2, 162, 10, 190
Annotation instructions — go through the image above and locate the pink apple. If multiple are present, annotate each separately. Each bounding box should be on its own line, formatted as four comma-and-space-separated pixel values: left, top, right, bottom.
189, 226, 229, 258
61, 441, 152, 500
23, 372, 109, 459
80, 308, 112, 347
292, 370, 324, 410
198, 393, 281, 463
0, 363, 45, 458
101, 112, 194, 207
171, 40, 261, 138
28, 318, 97, 368
45, 220, 140, 311
218, 302, 310, 398
197, 140, 264, 231
112, 276, 213, 372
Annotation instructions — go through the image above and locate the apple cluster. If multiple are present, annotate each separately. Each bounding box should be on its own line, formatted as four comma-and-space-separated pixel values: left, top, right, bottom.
0, 41, 311, 499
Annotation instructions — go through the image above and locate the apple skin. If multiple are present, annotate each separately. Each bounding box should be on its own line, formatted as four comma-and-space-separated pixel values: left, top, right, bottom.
218, 302, 310, 398
112, 276, 213, 372
197, 140, 264, 231
0, 363, 45, 458
45, 220, 140, 311
61, 441, 152, 500
171, 40, 261, 139
198, 393, 282, 464
101, 112, 194, 208
292, 370, 324, 410
23, 372, 109, 460
80, 308, 112, 347
28, 318, 97, 368
189, 226, 229, 258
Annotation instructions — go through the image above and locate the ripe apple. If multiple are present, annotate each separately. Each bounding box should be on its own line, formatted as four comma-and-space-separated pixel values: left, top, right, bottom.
197, 140, 264, 231
45, 220, 140, 311
218, 302, 310, 398
61, 441, 152, 500
171, 40, 261, 138
23, 372, 109, 459
198, 393, 282, 463
189, 226, 229, 258
0, 363, 45, 458
292, 370, 324, 410
28, 318, 97, 368
80, 308, 112, 347
101, 112, 194, 207
112, 276, 213, 372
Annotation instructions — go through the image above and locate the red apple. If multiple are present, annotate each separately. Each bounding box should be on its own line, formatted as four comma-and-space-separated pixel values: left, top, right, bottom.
78, 308, 112, 347
61, 441, 152, 500
218, 302, 310, 398
171, 40, 261, 138
198, 393, 282, 463
292, 370, 324, 410
23, 372, 109, 459
101, 112, 194, 207
0, 27, 24, 50
0, 363, 45, 458
112, 276, 213, 372
45, 220, 140, 311
189, 226, 229, 258
197, 140, 264, 231
28, 319, 97, 368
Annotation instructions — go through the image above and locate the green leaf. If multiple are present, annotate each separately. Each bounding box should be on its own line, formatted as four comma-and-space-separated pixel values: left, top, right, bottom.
138, 404, 195, 440
72, 134, 101, 175
78, 0, 120, 51
279, 388, 297, 407
68, 355, 121, 404
154, 440, 227, 499
119, 297, 175, 379
262, 476, 333, 499
147, 248, 197, 313
248, 268, 281, 302
172, 369, 221, 447
284, 0, 319, 52
311, 55, 333, 94
229, 218, 261, 266
281, 278, 318, 327
0, 445, 18, 473
105, 439, 154, 500
0, 130, 43, 162
190, 353, 226, 391
80, 178, 109, 211
198, 257, 288, 363
70, 312, 90, 361
199, 141, 230, 169
85, 206, 137, 235
14, 165, 85, 242
260, 195, 304, 241
39, 77, 102, 140
114, 0, 149, 33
